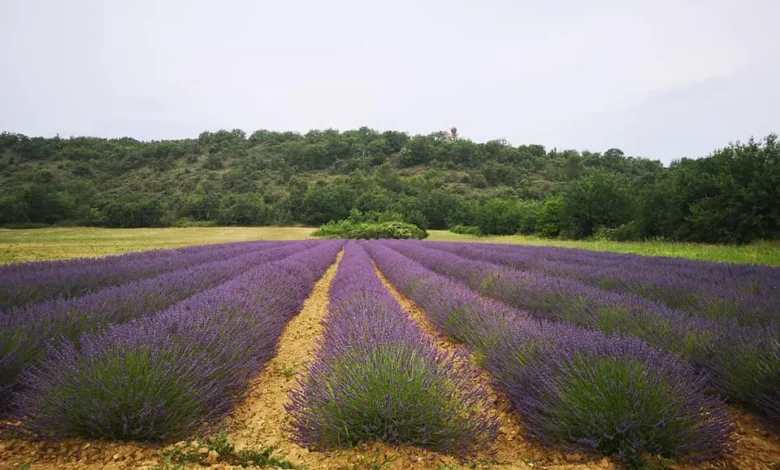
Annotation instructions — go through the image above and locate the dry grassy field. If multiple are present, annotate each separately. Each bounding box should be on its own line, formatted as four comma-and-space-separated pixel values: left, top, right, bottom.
1, 227, 778, 265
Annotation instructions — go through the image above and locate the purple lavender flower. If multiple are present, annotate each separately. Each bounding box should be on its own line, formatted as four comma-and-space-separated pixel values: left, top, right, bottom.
365, 241, 733, 462
14, 241, 343, 440
380, 240, 778, 424
287, 242, 498, 453
0, 240, 282, 310
0, 240, 321, 412
425, 241, 779, 327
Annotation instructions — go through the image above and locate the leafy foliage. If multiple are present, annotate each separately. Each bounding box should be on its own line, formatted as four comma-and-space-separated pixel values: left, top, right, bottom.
0, 129, 777, 243
152, 432, 296, 469
449, 225, 482, 236
313, 220, 428, 240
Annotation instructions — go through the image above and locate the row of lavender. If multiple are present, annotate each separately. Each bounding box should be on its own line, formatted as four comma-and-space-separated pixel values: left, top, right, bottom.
0, 241, 321, 412
365, 242, 731, 462
382, 240, 779, 424
0, 240, 232, 277
9, 240, 343, 439
426, 242, 779, 326
288, 243, 498, 453
0, 240, 282, 310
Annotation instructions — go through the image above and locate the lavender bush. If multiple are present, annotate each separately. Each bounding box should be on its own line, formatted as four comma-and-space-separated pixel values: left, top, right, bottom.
287, 243, 497, 453
487, 330, 731, 463
0, 240, 281, 310
14, 241, 343, 440
361, 242, 520, 353
365, 241, 733, 462
433, 242, 780, 294
426, 242, 779, 327
0, 240, 226, 277
0, 240, 317, 411
383, 240, 779, 424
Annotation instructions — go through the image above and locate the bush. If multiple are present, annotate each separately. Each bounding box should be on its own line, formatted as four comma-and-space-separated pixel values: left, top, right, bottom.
705, 325, 780, 423
175, 217, 218, 228
449, 224, 482, 236
515, 200, 541, 235
293, 342, 491, 451
487, 333, 732, 463
536, 196, 565, 238
313, 220, 427, 239
594, 222, 640, 241
475, 199, 520, 235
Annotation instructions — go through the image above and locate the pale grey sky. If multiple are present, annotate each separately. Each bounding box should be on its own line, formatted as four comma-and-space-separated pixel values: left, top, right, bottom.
0, 0, 777, 163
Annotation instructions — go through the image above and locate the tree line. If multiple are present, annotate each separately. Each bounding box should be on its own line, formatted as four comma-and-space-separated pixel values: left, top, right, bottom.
0, 128, 777, 244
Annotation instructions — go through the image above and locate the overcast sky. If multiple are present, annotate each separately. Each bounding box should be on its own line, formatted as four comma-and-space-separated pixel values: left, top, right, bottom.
0, 0, 777, 163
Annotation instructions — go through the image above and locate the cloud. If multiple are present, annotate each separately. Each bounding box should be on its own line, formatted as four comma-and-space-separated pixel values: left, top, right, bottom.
0, 0, 777, 163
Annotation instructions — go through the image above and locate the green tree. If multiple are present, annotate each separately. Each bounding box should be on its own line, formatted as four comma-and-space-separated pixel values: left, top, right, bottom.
476, 199, 522, 235
301, 183, 355, 225
536, 196, 565, 238
560, 171, 634, 238
217, 193, 268, 225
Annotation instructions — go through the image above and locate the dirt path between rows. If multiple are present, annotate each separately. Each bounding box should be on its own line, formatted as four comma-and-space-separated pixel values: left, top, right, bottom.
223, 251, 342, 467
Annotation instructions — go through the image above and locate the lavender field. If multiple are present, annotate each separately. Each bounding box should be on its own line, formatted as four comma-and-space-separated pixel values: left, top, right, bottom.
0, 239, 778, 470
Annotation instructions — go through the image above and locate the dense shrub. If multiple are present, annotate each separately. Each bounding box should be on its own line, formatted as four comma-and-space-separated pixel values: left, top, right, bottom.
705, 326, 780, 423
313, 220, 427, 239
449, 224, 482, 236
594, 222, 639, 241
488, 332, 732, 463
0, 241, 279, 309
536, 196, 565, 238
427, 241, 779, 327
560, 171, 634, 239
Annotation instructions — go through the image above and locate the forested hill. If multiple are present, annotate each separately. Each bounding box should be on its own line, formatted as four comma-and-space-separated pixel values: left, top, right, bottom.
0, 129, 778, 244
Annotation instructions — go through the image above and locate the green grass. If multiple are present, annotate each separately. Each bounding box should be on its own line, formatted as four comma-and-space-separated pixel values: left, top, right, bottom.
152, 432, 296, 469
0, 227, 316, 264
1, 226, 777, 266
426, 230, 780, 266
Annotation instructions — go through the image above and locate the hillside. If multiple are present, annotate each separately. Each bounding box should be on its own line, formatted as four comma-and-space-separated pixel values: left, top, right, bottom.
0, 128, 778, 243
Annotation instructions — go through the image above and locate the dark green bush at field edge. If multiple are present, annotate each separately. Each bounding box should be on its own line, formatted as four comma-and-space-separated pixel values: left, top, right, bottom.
450, 225, 482, 236
313, 220, 428, 240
